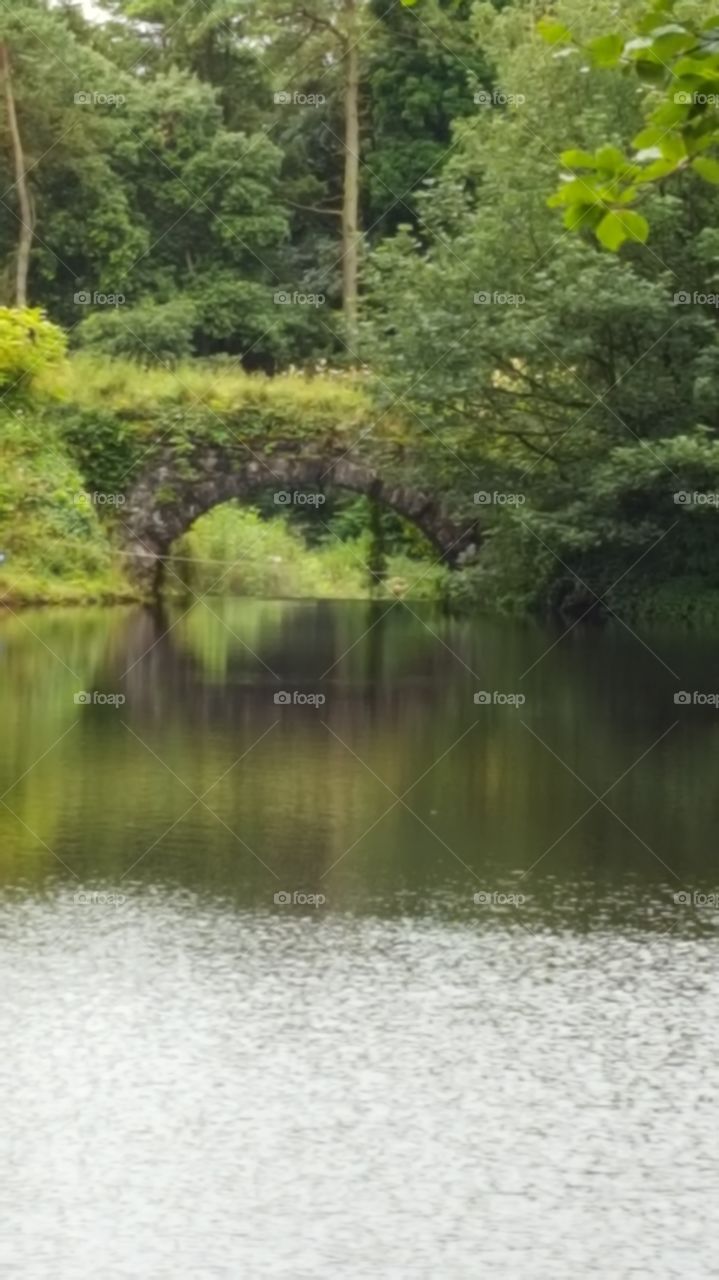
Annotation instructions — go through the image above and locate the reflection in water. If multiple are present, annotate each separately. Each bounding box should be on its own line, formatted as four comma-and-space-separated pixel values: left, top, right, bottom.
0, 600, 718, 1277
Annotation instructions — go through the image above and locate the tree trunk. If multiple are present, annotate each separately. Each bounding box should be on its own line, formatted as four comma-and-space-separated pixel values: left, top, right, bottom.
0, 41, 33, 308
341, 1, 360, 343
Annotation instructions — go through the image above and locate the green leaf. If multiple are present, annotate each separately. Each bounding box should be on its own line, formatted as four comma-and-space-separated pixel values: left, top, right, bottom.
652, 29, 696, 57
651, 99, 692, 126
637, 158, 681, 182
560, 148, 598, 169
674, 57, 719, 79
596, 209, 649, 251
562, 204, 595, 230
632, 127, 665, 149
659, 133, 688, 162
622, 210, 650, 243
635, 60, 668, 84
638, 2, 683, 35
548, 176, 602, 207
595, 145, 630, 173
596, 211, 628, 251
537, 17, 572, 46
586, 33, 624, 67
693, 156, 719, 183
612, 185, 640, 205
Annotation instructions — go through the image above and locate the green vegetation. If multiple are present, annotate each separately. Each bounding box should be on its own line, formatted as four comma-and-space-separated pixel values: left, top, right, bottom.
542, 1, 719, 250
170, 502, 451, 602
0, 307, 66, 392
363, 0, 719, 622
0, 410, 132, 605
1, 0, 719, 623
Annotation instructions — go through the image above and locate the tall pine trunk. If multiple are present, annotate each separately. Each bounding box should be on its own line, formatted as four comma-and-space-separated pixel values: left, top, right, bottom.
0, 41, 33, 307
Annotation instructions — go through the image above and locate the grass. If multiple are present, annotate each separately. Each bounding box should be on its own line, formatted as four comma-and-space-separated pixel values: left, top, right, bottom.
169, 504, 452, 602
38, 354, 387, 445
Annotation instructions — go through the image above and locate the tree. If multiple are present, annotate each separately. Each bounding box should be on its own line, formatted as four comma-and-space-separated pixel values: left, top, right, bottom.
0, 1, 145, 311
0, 3, 316, 368
540, 0, 719, 250
251, 0, 369, 339
363, 0, 493, 236
363, 0, 719, 615
0, 41, 32, 305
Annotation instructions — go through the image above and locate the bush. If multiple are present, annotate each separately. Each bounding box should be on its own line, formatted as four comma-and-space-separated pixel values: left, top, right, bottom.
75, 300, 196, 366
0, 307, 66, 393
0, 411, 133, 604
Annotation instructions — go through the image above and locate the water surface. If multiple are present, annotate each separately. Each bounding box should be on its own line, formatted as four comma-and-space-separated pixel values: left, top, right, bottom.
1, 600, 717, 1277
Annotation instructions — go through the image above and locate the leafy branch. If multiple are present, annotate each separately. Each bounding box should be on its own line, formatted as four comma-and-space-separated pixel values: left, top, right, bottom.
540, 0, 719, 250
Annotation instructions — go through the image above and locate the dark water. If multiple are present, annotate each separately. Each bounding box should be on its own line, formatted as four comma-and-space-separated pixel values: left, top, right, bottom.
1, 599, 718, 1278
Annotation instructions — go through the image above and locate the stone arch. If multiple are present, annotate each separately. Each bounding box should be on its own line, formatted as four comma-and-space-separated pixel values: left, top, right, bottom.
119, 443, 479, 594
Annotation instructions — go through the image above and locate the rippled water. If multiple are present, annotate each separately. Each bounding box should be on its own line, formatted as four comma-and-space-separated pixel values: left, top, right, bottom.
1, 600, 717, 1277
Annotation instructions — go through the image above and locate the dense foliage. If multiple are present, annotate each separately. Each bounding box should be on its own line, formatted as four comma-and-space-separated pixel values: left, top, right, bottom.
541, 1, 719, 250
363, 0, 719, 620
1, 0, 718, 620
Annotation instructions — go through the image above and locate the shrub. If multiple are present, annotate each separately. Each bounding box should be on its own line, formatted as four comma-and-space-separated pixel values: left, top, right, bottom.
75, 300, 196, 366
0, 307, 66, 393
0, 411, 133, 604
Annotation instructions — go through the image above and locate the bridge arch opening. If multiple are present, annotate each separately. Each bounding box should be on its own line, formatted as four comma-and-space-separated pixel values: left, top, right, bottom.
152, 492, 445, 603
119, 443, 479, 596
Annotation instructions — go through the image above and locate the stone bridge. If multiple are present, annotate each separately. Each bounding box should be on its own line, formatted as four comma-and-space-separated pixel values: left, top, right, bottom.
118, 441, 479, 594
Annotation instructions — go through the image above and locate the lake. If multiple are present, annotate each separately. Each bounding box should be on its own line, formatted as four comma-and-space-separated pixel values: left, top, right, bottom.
1, 599, 717, 1278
